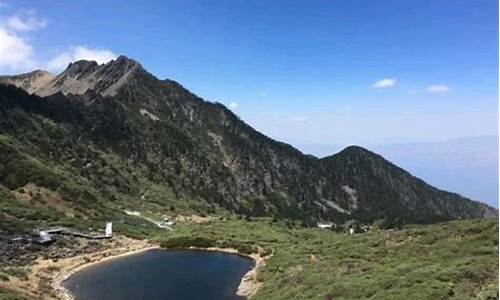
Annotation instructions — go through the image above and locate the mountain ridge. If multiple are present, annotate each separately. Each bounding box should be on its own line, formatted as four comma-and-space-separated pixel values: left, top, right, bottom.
0, 55, 143, 98
0, 56, 496, 233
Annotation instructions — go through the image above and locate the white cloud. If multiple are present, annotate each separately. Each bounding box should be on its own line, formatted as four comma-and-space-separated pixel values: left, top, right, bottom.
424, 84, 450, 93
72, 46, 117, 63
229, 101, 238, 109
5, 14, 46, 32
372, 78, 397, 88
47, 46, 117, 71
0, 13, 47, 73
46, 52, 72, 71
0, 25, 36, 73
0, 11, 116, 75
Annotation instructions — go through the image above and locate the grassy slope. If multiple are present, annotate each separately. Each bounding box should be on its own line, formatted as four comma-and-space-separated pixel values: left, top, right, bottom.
159, 218, 498, 300
0, 291, 26, 300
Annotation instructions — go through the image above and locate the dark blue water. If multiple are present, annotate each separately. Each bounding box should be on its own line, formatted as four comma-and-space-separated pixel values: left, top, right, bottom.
63, 249, 254, 300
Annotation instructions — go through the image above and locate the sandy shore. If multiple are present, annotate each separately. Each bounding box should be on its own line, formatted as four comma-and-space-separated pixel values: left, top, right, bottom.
0, 237, 155, 300
1, 238, 269, 300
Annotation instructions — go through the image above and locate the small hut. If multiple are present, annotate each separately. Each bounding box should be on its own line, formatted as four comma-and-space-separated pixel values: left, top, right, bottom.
32, 230, 54, 245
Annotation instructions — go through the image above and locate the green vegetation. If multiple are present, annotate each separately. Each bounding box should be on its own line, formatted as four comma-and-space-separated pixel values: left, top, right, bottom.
160, 236, 258, 255
1, 268, 27, 281
160, 236, 216, 249
0, 288, 27, 300
0, 77, 495, 234
157, 218, 498, 300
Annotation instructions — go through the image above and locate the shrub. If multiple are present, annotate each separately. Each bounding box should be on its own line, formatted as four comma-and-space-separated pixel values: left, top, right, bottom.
3, 268, 27, 280
215, 240, 257, 255
160, 236, 216, 249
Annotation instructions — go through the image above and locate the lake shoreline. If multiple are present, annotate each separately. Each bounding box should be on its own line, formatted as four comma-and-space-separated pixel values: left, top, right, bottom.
0, 236, 153, 300
178, 246, 269, 298
53, 243, 160, 300
52, 243, 267, 300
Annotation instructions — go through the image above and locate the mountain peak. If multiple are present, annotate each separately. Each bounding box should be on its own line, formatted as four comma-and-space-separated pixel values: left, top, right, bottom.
114, 54, 140, 65
65, 60, 99, 76
65, 55, 140, 73
339, 145, 371, 155
0, 55, 144, 97
321, 145, 377, 162
99, 55, 142, 75
46, 55, 143, 97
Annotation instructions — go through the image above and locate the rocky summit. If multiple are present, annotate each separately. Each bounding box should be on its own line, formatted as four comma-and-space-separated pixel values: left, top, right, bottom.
0, 56, 495, 233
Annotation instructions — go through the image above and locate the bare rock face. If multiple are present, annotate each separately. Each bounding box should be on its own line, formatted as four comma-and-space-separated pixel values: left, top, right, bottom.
0, 70, 55, 95
0, 55, 141, 97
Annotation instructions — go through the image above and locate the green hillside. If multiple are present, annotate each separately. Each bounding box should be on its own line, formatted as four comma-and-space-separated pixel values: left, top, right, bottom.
160, 218, 498, 299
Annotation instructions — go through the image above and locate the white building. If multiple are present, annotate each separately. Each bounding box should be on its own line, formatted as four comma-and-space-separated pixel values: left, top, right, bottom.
317, 223, 334, 229
105, 222, 113, 237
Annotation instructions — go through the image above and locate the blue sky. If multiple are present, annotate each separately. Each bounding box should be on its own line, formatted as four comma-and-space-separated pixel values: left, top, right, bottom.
0, 0, 498, 150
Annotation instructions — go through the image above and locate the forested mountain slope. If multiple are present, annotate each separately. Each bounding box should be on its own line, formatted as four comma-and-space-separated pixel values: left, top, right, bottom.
0, 56, 495, 233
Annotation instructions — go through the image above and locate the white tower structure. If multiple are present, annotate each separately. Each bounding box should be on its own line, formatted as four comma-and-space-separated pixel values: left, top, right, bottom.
105, 222, 113, 237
